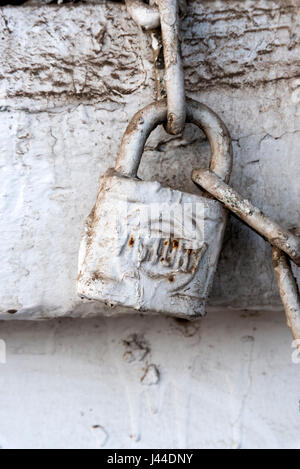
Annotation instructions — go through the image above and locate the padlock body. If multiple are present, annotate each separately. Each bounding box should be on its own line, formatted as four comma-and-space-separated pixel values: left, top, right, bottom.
77, 169, 227, 319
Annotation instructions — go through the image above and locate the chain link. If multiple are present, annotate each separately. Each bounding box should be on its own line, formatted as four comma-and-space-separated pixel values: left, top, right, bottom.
126, 0, 186, 135
272, 234, 300, 351
125, 0, 160, 30
192, 169, 300, 266
192, 171, 300, 347
156, 0, 185, 134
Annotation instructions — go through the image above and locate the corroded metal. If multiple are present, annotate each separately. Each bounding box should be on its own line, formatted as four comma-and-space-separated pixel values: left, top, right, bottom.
125, 0, 186, 135
272, 231, 300, 351
156, 0, 185, 134
116, 98, 232, 180
78, 99, 232, 318
125, 2, 167, 102
125, 0, 187, 30
192, 169, 300, 266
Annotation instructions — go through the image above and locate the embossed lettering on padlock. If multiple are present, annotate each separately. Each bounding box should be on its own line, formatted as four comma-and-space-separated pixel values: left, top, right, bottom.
77, 98, 232, 318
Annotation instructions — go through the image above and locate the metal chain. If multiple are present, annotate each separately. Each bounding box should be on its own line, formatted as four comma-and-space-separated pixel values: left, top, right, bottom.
125, 0, 300, 345
156, 0, 185, 134
272, 233, 300, 351
125, 0, 186, 135
125, 0, 160, 29
192, 169, 300, 347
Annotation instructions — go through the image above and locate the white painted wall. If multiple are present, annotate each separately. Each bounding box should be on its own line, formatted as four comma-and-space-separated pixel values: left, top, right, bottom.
0, 310, 300, 449
0, 1, 300, 449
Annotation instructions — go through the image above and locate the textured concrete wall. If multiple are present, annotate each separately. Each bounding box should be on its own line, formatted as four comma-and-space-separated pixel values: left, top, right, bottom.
0, 0, 300, 451
0, 0, 299, 319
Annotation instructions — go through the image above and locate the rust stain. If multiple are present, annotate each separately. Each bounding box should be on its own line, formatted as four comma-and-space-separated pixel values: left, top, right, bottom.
128, 236, 135, 247
92, 271, 101, 281
172, 239, 179, 249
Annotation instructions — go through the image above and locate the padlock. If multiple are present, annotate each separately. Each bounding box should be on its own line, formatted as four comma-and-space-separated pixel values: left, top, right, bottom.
77, 98, 232, 318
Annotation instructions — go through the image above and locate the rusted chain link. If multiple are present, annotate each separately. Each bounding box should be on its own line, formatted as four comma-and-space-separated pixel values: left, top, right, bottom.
125, 0, 160, 30
192, 169, 300, 266
272, 230, 300, 351
125, 0, 186, 135
116, 98, 232, 180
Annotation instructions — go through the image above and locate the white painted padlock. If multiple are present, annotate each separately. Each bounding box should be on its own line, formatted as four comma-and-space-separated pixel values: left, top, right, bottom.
77, 98, 232, 318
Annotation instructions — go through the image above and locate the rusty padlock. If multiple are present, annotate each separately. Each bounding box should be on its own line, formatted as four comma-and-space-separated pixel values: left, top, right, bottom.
77, 98, 232, 318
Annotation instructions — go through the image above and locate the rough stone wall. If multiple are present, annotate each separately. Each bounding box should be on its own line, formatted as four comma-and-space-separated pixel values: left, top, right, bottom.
0, 0, 299, 318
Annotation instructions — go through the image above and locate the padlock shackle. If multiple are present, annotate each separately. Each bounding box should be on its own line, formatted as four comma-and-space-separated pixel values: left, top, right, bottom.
115, 98, 233, 182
